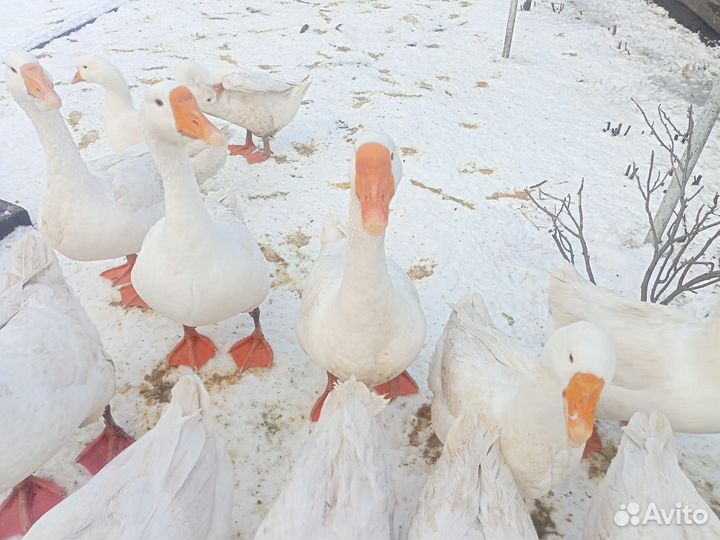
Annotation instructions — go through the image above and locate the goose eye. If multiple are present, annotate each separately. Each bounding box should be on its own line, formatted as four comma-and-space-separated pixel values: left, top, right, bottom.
82, 65, 87, 69
10, 67, 17, 74
390, 152, 394, 160
155, 99, 164, 107
569, 354, 574, 364
206, 97, 211, 102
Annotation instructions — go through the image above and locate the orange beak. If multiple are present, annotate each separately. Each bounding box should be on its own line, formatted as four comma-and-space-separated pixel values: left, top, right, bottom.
169, 86, 226, 146
213, 83, 223, 99
355, 142, 395, 235
71, 70, 84, 84
20, 63, 61, 109
564, 373, 604, 448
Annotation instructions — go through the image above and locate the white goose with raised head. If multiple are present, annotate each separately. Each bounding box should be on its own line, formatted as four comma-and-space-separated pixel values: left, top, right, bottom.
296, 130, 426, 421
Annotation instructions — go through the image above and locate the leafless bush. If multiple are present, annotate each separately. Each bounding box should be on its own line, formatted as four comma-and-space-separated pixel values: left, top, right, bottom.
632, 101, 720, 304
525, 103, 720, 305
525, 179, 596, 284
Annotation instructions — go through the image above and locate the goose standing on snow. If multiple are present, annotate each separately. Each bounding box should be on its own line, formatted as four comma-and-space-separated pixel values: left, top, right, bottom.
429, 293, 615, 499
0, 232, 124, 537
24, 374, 234, 540
4, 51, 163, 309
548, 262, 720, 447
72, 55, 228, 184
176, 60, 311, 164
408, 414, 538, 540
131, 81, 272, 371
584, 410, 720, 540
296, 130, 426, 421
254, 378, 394, 540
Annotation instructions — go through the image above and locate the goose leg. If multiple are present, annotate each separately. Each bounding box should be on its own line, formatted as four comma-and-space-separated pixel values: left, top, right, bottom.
0, 476, 65, 538
374, 370, 419, 400
310, 372, 338, 422
167, 325, 218, 369
230, 308, 273, 370
228, 130, 256, 155
118, 282, 149, 310
76, 406, 135, 475
582, 424, 603, 459
246, 135, 272, 164
100, 254, 137, 287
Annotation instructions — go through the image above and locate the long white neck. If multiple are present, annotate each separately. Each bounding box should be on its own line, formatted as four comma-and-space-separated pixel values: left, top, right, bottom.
337, 196, 392, 307
99, 71, 136, 119
144, 131, 212, 232
502, 367, 565, 439
22, 102, 91, 187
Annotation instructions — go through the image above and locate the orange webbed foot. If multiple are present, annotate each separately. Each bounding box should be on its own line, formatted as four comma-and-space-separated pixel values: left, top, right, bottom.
76, 406, 135, 475
373, 370, 419, 400
0, 476, 65, 538
168, 326, 217, 370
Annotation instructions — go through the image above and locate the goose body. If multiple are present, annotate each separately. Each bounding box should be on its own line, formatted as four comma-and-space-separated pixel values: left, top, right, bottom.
584, 410, 720, 539
73, 55, 228, 184
176, 60, 311, 139
430, 293, 615, 499
254, 378, 394, 540
176, 60, 310, 163
548, 262, 720, 433
24, 374, 234, 540
0, 230, 114, 494
408, 414, 538, 540
5, 52, 163, 263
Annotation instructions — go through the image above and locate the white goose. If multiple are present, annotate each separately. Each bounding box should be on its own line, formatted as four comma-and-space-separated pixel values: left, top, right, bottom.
0, 231, 117, 537
429, 293, 616, 499
176, 60, 311, 163
408, 414, 539, 540
24, 374, 234, 540
548, 262, 720, 434
254, 378, 394, 540
584, 410, 720, 540
72, 55, 228, 184
296, 130, 426, 421
131, 81, 272, 370
4, 51, 163, 309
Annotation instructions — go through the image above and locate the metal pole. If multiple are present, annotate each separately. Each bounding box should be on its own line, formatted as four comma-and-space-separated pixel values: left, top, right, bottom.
502, 0, 520, 59
645, 78, 720, 243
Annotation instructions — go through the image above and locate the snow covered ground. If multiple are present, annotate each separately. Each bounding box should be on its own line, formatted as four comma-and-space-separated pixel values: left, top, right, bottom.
1, 0, 720, 538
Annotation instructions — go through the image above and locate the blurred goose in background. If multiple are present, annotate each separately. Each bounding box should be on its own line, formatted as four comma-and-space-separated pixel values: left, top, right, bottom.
430, 293, 615, 499
296, 130, 425, 421
131, 81, 272, 370
254, 378, 394, 540
408, 414, 538, 540
584, 410, 720, 539
0, 232, 122, 538
24, 374, 234, 540
548, 262, 720, 452
72, 54, 228, 184
4, 51, 163, 309
176, 59, 311, 164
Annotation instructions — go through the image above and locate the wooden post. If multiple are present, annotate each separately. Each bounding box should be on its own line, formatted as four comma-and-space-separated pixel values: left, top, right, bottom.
503, 0, 520, 58
645, 78, 720, 243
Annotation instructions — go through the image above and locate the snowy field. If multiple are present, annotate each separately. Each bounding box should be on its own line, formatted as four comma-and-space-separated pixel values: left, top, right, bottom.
2, 0, 720, 538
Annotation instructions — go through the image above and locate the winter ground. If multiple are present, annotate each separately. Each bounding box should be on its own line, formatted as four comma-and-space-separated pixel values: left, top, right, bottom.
1, 0, 720, 538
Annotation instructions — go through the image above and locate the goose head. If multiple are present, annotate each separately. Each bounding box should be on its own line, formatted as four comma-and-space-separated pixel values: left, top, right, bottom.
141, 81, 225, 147
174, 60, 220, 105
4, 51, 61, 110
542, 321, 616, 449
71, 55, 126, 90
348, 130, 403, 236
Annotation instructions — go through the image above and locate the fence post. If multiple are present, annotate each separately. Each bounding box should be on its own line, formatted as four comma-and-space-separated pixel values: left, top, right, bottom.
502, 0, 520, 58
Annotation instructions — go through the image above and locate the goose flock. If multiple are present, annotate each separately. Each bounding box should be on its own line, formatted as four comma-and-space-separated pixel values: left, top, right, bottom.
1, 49, 719, 540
